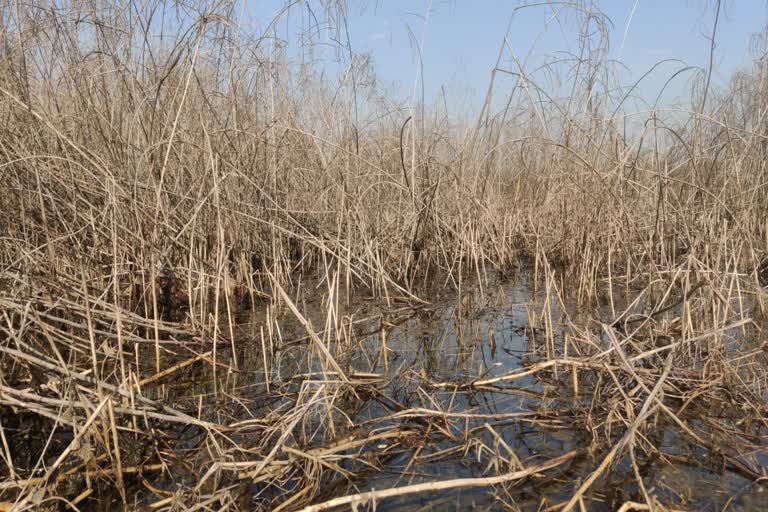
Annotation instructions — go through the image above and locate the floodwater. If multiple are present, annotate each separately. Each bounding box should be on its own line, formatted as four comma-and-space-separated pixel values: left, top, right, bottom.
87, 272, 767, 510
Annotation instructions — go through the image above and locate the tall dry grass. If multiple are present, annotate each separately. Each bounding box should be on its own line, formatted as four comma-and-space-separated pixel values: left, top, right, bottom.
0, 0, 766, 510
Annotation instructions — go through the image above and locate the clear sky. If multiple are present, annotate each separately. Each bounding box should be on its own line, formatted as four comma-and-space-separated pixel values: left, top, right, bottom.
243, 1, 767, 114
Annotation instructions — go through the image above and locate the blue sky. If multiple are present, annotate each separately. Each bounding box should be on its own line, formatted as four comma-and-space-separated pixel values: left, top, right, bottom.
243, 1, 767, 113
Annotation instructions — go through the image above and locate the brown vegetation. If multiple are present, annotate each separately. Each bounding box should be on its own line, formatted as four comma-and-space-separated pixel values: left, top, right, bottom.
0, 1, 766, 510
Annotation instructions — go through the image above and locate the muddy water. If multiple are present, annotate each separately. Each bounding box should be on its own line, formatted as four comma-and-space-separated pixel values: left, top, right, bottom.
135, 273, 767, 511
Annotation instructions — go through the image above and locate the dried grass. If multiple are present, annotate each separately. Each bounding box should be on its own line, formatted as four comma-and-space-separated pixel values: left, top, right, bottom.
0, 0, 766, 510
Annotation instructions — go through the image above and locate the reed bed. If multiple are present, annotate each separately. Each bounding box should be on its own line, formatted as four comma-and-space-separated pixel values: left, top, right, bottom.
0, 0, 767, 510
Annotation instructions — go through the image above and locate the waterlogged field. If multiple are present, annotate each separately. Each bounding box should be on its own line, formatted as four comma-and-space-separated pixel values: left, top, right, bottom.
6, 270, 762, 511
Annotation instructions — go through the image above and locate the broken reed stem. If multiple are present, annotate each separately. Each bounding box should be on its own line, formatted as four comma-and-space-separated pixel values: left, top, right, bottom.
260, 325, 271, 394
297, 448, 583, 512
106, 398, 126, 506
561, 355, 674, 512
137, 350, 213, 387
0, 464, 165, 492
272, 276, 349, 382
14, 398, 109, 510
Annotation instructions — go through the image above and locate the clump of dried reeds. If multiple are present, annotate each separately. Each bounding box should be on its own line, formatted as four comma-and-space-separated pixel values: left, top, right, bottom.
0, 0, 766, 510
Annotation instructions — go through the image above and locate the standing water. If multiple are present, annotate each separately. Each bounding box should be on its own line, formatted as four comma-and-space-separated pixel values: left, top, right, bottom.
73, 270, 766, 511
